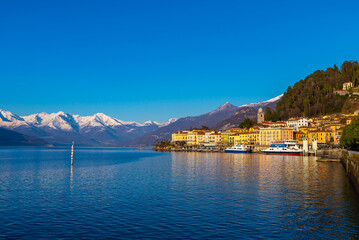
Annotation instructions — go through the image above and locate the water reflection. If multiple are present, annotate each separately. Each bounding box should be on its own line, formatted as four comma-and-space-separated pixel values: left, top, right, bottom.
170, 152, 359, 238
0, 148, 358, 239
70, 165, 74, 190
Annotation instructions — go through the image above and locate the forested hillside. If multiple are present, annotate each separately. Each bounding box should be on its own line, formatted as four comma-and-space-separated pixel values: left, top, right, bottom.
266, 61, 359, 121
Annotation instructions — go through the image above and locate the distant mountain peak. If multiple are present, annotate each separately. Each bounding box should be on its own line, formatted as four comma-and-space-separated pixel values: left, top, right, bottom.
209, 102, 237, 115
167, 118, 177, 122
222, 101, 234, 106
93, 112, 112, 120
56, 111, 66, 115
157, 118, 178, 127
0, 109, 25, 122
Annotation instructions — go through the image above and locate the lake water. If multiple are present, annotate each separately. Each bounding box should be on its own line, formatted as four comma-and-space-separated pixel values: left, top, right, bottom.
0, 147, 358, 239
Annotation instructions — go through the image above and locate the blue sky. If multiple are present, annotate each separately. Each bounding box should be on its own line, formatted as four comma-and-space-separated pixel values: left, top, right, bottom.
1, 0, 359, 122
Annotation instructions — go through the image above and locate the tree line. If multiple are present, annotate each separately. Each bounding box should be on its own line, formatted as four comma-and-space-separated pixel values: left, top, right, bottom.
265, 61, 359, 121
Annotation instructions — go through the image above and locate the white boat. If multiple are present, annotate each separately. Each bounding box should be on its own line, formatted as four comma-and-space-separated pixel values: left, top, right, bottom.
261, 140, 303, 156
225, 144, 252, 153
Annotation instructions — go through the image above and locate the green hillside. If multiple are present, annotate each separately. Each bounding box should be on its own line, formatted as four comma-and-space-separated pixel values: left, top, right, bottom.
266, 61, 359, 121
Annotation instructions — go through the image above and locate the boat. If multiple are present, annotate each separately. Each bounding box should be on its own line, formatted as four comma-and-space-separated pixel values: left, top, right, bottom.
225, 144, 252, 153
261, 140, 303, 156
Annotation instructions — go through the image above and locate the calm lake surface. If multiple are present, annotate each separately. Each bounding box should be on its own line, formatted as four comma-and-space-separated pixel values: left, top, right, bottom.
0, 147, 358, 239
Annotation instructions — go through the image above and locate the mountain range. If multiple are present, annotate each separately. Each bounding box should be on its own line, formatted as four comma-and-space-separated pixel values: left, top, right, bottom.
213, 94, 283, 130
121, 95, 283, 146
0, 94, 282, 146
0, 110, 176, 146
123, 101, 239, 146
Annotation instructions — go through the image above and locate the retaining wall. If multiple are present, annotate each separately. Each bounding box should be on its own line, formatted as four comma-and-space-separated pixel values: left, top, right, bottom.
342, 150, 359, 194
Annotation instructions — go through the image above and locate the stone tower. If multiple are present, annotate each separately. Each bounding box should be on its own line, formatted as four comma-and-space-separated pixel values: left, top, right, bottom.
257, 108, 264, 124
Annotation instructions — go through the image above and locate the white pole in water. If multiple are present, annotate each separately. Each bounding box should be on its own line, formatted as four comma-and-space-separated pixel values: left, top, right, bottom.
71, 141, 74, 166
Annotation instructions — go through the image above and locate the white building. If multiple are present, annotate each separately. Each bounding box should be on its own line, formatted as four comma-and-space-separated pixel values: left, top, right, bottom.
286, 118, 308, 131
204, 131, 213, 144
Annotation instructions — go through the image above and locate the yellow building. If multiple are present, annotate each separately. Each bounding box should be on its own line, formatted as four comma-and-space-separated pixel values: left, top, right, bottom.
221, 131, 235, 144
259, 127, 293, 146
238, 132, 249, 144
171, 131, 188, 142
227, 130, 260, 148
187, 131, 199, 145
326, 124, 344, 132
228, 134, 237, 145
295, 131, 307, 144
308, 129, 334, 144
298, 126, 317, 133
209, 133, 222, 144
343, 82, 353, 90
247, 131, 259, 145
227, 128, 247, 133
229, 132, 249, 145
197, 132, 205, 144
221, 128, 253, 145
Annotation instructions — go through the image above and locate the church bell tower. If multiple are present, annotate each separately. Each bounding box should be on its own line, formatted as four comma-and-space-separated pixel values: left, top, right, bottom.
257, 108, 264, 124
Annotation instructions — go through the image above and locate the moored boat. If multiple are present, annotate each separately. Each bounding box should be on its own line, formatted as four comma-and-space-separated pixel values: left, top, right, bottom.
261, 140, 303, 156
225, 144, 252, 153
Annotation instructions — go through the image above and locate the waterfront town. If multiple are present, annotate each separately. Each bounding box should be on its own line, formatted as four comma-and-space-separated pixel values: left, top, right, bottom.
169, 108, 359, 152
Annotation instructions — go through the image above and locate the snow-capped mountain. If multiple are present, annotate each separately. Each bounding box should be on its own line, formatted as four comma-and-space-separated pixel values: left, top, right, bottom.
156, 118, 178, 127
0, 110, 177, 146
0, 110, 30, 128
240, 94, 283, 110
0, 94, 282, 146
213, 94, 283, 130
22, 111, 78, 131
0, 110, 176, 131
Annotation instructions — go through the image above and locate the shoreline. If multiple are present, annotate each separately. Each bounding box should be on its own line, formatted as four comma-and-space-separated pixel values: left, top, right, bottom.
152, 147, 344, 156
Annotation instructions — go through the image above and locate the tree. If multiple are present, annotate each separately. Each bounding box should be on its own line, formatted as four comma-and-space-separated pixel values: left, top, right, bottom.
200, 125, 209, 130
353, 71, 358, 87
303, 98, 310, 117
271, 61, 357, 120
340, 117, 359, 150
264, 107, 272, 121
239, 118, 255, 129
264, 107, 279, 122
155, 139, 171, 148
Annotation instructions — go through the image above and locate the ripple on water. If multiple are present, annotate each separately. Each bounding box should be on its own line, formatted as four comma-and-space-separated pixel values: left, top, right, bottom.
0, 149, 358, 239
